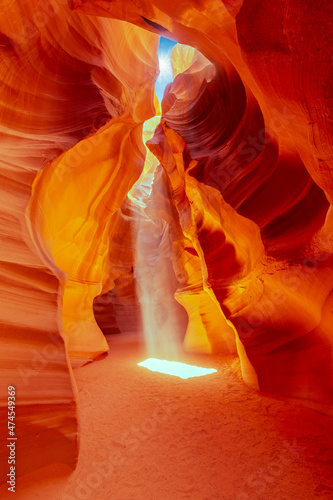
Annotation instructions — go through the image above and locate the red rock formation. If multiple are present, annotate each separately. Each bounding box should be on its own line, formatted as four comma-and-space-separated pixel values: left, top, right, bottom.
1, 0, 332, 484
0, 0, 159, 483
70, 0, 333, 414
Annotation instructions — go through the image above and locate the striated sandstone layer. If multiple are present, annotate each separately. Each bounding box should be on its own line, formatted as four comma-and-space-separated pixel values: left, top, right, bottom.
0, 0, 332, 483
0, 0, 159, 483
71, 0, 333, 414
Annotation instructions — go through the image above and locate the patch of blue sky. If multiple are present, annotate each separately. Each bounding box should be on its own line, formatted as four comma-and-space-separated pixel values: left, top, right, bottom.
155, 36, 177, 102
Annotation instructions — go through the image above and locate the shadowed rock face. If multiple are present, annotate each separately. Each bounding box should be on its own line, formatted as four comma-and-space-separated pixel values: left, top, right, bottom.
0, 0, 333, 481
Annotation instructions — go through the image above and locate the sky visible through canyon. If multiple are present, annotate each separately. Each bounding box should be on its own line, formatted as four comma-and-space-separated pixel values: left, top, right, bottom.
155, 36, 177, 101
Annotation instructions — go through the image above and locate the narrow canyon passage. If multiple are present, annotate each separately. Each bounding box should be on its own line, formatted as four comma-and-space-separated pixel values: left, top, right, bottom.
2, 335, 332, 500
1, 0, 333, 497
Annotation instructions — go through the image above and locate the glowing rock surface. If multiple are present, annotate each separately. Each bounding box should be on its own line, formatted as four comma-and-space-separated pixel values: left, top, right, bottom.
0, 0, 333, 484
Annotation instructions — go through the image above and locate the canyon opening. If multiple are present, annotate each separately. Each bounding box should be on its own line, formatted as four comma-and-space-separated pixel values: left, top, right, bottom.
0, 1, 333, 499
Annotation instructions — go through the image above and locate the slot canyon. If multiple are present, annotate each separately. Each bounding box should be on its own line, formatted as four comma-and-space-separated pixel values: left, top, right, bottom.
0, 0, 333, 498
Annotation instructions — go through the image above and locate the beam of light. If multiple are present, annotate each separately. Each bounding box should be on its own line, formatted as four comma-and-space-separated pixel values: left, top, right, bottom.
138, 358, 217, 379
127, 115, 162, 207
155, 36, 177, 102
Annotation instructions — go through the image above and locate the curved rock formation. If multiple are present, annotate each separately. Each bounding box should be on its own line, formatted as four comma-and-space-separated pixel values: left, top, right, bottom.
1, 0, 333, 483
0, 0, 159, 483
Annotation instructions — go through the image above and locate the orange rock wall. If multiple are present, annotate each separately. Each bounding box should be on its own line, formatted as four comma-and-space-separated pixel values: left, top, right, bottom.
0, 0, 159, 482
1, 0, 332, 482
72, 0, 333, 411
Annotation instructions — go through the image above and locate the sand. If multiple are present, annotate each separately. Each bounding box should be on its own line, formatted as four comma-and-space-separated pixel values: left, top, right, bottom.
1, 334, 333, 500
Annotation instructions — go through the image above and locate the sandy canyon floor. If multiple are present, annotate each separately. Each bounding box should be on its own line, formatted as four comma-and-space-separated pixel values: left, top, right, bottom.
1, 335, 333, 500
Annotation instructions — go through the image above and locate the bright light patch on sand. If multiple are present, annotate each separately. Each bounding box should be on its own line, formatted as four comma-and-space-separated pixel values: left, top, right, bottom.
138, 358, 217, 379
